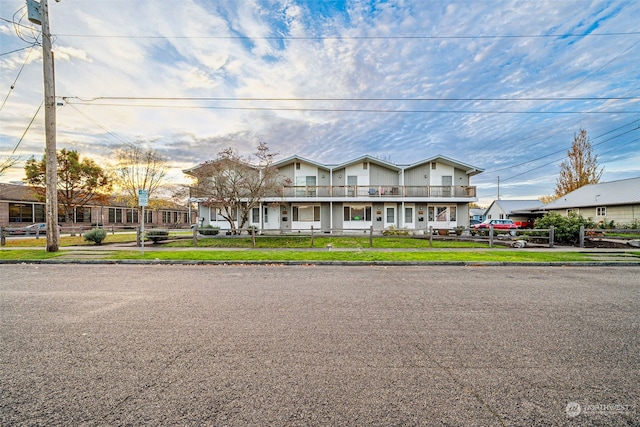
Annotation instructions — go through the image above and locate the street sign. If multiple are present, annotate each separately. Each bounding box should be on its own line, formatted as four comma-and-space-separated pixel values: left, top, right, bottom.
138, 189, 149, 207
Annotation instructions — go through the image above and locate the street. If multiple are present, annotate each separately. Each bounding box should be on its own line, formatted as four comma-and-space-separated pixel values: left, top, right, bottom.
1, 265, 638, 426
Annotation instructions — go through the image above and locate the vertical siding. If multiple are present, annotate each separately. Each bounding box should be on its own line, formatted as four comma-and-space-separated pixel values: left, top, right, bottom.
332, 168, 345, 186
454, 168, 469, 186
370, 164, 399, 186
404, 165, 430, 186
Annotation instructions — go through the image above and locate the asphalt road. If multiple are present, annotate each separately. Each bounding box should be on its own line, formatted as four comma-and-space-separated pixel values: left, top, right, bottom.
1, 265, 638, 426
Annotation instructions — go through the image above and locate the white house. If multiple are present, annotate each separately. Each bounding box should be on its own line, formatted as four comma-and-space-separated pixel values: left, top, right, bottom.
185, 154, 484, 233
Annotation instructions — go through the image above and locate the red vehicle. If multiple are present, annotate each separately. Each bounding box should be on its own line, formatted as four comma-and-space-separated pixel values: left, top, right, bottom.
470, 219, 518, 236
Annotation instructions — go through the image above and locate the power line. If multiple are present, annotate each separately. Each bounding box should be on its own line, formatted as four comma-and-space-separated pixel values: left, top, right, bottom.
489, 118, 640, 174
61, 100, 640, 114
1, 43, 37, 111
54, 31, 640, 40
61, 95, 640, 102
500, 127, 640, 182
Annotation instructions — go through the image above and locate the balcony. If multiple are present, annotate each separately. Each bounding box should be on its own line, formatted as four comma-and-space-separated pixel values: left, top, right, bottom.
280, 185, 476, 198
190, 185, 476, 200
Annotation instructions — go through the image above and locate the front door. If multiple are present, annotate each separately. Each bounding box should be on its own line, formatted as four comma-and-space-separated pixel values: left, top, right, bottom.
385, 205, 396, 228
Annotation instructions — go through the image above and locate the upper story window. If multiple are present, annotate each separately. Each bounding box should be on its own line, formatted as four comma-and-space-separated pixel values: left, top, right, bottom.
295, 162, 301, 170
363, 162, 368, 170
431, 162, 437, 170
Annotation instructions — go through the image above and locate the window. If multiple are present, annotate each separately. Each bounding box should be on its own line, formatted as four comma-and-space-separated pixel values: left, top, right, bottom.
363, 162, 368, 170
108, 208, 122, 223
436, 207, 448, 221
144, 210, 153, 224
293, 205, 320, 221
295, 162, 301, 170
210, 208, 218, 221
450, 206, 456, 221
499, 213, 504, 219
126, 209, 138, 223
344, 205, 371, 221
431, 162, 436, 170
263, 206, 269, 223
596, 207, 606, 216
252, 207, 260, 223
405, 207, 413, 224
386, 207, 395, 223
9, 203, 33, 223
428, 206, 434, 221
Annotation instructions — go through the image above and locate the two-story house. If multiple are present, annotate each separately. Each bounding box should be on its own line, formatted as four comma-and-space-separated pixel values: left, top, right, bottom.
186, 154, 483, 233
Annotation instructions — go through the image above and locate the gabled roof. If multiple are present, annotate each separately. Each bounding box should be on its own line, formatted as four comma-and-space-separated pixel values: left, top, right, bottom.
489, 199, 544, 214
272, 155, 329, 170
406, 155, 484, 176
333, 155, 401, 171
543, 177, 640, 209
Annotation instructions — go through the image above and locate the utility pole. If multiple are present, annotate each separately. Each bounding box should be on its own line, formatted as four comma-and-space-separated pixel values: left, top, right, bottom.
29, 0, 59, 251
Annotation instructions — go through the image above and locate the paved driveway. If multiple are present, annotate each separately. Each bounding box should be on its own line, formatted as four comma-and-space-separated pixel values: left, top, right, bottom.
1, 265, 638, 426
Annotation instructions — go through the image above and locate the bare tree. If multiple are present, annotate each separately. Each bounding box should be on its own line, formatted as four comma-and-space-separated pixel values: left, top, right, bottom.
554, 129, 603, 198
187, 142, 285, 234
111, 144, 168, 208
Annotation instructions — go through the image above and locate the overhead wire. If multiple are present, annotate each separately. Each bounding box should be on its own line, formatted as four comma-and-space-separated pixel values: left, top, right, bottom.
1, 43, 37, 111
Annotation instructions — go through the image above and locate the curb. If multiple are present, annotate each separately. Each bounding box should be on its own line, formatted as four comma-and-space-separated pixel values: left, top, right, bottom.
1, 259, 640, 267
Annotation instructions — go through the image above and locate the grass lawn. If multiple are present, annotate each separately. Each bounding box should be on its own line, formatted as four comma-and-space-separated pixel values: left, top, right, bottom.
0, 248, 600, 263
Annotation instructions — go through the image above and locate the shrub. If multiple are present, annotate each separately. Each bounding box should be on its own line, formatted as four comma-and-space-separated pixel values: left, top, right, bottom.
83, 228, 107, 245
535, 212, 595, 245
198, 225, 220, 236
146, 229, 169, 243
383, 225, 410, 236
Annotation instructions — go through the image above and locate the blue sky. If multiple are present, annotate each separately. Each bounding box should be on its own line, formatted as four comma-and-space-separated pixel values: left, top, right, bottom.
1, 0, 639, 205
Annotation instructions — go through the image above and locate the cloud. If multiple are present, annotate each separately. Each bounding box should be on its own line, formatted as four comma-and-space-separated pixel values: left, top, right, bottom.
0, 0, 638, 201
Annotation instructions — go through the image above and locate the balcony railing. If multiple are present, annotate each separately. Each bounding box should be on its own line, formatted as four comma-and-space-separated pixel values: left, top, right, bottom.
281, 185, 476, 198
191, 185, 476, 199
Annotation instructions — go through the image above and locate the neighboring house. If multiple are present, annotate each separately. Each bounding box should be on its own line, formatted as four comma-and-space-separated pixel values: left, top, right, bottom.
0, 182, 195, 228
484, 199, 544, 228
539, 177, 640, 225
469, 207, 485, 222
186, 154, 483, 233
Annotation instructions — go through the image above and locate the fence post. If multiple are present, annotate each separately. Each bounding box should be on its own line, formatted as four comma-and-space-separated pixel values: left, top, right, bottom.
136, 226, 141, 247
579, 225, 584, 248
193, 226, 198, 246
489, 224, 494, 248
311, 225, 314, 248
549, 226, 554, 248
429, 226, 433, 248
251, 227, 256, 248
369, 225, 373, 248
1, 226, 5, 246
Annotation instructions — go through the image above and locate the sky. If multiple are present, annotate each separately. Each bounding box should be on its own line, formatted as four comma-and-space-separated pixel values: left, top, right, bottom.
1, 0, 639, 206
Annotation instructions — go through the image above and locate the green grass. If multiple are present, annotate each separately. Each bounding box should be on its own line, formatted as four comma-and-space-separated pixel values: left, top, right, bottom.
104, 249, 594, 263
166, 235, 489, 249
0, 249, 66, 260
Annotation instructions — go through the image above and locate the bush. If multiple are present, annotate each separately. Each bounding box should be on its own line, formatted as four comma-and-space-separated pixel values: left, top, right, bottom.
198, 225, 220, 236
83, 228, 107, 245
382, 225, 410, 236
146, 229, 169, 243
535, 212, 595, 245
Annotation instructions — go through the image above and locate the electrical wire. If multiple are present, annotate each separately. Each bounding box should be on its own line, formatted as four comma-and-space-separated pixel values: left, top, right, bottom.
61, 100, 640, 114
1, 43, 37, 111
54, 31, 640, 40
7, 101, 43, 156
489, 118, 640, 174
499, 127, 640, 182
